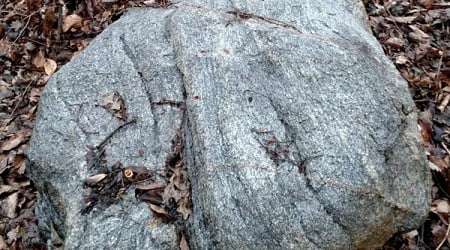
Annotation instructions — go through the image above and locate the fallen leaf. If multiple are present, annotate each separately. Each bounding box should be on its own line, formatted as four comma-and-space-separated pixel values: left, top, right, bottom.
149, 203, 169, 216
395, 55, 410, 65
10, 20, 22, 31
6, 192, 18, 218
0, 185, 16, 196
6, 226, 18, 242
431, 221, 448, 244
32, 50, 46, 69
429, 156, 449, 171
84, 173, 108, 186
179, 233, 190, 250
0, 235, 7, 250
29, 87, 41, 104
431, 199, 450, 214
385, 37, 405, 48
0, 39, 11, 57
402, 230, 418, 239
1, 134, 26, 152
147, 217, 161, 228
408, 25, 430, 41
101, 91, 128, 121
136, 189, 164, 204
177, 197, 192, 220
137, 182, 166, 191
0, 156, 9, 175
63, 14, 83, 32
17, 179, 30, 188
438, 94, 450, 113
388, 16, 417, 24
44, 58, 57, 76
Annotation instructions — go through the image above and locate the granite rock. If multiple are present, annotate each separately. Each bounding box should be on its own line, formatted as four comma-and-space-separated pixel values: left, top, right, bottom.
26, 1, 431, 249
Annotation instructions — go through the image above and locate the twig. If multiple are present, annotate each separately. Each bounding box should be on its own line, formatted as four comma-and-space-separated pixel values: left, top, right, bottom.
435, 46, 445, 89
57, 2, 64, 41
226, 9, 301, 33
97, 118, 137, 149
436, 218, 450, 250
442, 142, 450, 157
8, 80, 35, 119
13, 11, 38, 44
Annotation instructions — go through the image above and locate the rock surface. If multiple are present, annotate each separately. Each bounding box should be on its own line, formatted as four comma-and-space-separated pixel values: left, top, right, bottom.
26, 0, 431, 249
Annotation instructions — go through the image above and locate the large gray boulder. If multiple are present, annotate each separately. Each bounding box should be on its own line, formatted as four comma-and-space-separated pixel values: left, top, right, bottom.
26, 0, 431, 249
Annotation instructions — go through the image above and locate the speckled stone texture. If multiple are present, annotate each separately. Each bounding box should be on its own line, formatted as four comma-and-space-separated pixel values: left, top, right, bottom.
27, 1, 431, 249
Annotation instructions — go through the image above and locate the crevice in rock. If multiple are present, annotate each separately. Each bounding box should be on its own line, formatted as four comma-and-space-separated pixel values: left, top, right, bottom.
250, 98, 337, 247
155, 12, 195, 248
118, 33, 162, 157
118, 35, 141, 78
225, 8, 302, 33
118, 35, 150, 99
261, 97, 353, 246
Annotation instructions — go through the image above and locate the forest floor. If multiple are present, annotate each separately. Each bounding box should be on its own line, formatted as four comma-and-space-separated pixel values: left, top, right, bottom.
0, 0, 449, 249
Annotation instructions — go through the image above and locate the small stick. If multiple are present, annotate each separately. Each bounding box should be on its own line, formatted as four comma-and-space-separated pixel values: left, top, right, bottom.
97, 118, 137, 149
435, 47, 445, 89
436, 218, 450, 250
226, 9, 301, 32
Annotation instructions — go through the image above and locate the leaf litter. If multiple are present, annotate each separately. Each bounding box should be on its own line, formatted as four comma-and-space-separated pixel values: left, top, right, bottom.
364, 0, 449, 248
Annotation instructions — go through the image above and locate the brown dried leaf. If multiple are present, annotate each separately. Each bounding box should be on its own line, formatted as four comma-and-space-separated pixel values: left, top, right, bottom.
63, 14, 83, 32
6, 226, 18, 242
388, 16, 417, 24
403, 230, 418, 240
429, 156, 449, 171
42, 6, 58, 36
147, 217, 161, 228
431, 199, 450, 214
0, 39, 12, 57
32, 49, 45, 69
431, 222, 447, 243
437, 94, 450, 113
179, 233, 190, 250
17, 179, 30, 188
149, 203, 169, 216
395, 55, 410, 65
402, 229, 419, 249
0, 185, 16, 196
101, 91, 128, 121
29, 87, 41, 104
408, 25, 430, 41
1, 134, 27, 152
163, 182, 179, 202
84, 173, 108, 186
0, 235, 7, 250
136, 190, 163, 204
137, 182, 166, 191
0, 156, 9, 175
44, 58, 57, 76
10, 20, 22, 31
6, 192, 18, 218
385, 37, 405, 48
177, 197, 192, 220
